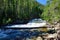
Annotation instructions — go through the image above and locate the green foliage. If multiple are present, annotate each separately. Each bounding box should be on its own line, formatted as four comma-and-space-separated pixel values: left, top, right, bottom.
0, 0, 44, 25
41, 0, 60, 23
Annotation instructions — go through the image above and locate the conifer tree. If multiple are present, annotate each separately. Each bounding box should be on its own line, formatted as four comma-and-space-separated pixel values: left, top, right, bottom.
0, 0, 44, 25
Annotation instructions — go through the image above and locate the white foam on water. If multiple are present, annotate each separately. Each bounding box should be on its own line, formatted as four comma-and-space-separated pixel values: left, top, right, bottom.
6, 19, 46, 28
7, 23, 46, 28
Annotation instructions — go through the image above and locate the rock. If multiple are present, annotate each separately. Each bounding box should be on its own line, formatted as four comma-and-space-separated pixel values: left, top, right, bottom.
36, 36, 42, 40
57, 30, 60, 38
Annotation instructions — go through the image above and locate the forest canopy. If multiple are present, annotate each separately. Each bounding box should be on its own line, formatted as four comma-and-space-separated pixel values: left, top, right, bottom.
0, 0, 44, 26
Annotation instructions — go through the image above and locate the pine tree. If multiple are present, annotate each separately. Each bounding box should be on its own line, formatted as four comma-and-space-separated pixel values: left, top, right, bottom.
0, 0, 44, 25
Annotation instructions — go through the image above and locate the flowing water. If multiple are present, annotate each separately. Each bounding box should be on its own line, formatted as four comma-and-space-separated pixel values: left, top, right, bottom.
0, 29, 42, 40
0, 19, 47, 40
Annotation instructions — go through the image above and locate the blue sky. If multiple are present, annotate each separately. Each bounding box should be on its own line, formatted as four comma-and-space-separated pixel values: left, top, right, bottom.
36, 0, 47, 5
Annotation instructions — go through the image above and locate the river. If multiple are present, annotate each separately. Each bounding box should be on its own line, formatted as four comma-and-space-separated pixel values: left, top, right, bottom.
0, 29, 42, 40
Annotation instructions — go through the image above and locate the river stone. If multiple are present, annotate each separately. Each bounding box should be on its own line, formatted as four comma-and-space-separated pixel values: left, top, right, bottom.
36, 36, 42, 40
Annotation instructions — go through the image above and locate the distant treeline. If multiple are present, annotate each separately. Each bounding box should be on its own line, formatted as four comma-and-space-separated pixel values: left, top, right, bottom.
0, 0, 44, 26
